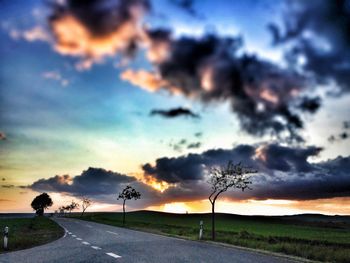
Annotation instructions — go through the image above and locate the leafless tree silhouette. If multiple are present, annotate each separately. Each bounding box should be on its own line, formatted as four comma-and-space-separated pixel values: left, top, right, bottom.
208, 161, 256, 240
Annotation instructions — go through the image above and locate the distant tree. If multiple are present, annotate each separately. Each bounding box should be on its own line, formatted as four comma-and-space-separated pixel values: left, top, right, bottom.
58, 206, 66, 216
117, 186, 141, 226
31, 193, 53, 216
81, 197, 92, 217
208, 161, 256, 240
67, 201, 79, 215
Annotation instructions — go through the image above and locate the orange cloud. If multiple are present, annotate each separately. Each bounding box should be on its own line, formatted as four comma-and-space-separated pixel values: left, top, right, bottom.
259, 88, 279, 104
120, 69, 167, 92
50, 14, 142, 70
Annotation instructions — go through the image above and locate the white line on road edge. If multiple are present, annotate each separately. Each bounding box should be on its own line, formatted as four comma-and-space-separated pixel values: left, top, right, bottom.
106, 231, 118, 235
91, 246, 101, 250
82, 241, 90, 245
106, 252, 121, 259
76, 238, 82, 240
86, 224, 92, 228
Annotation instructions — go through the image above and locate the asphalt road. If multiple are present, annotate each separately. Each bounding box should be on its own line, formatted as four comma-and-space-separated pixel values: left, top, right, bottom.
0, 218, 300, 263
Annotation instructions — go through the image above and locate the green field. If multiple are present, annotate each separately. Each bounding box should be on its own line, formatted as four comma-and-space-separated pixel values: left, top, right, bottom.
0, 216, 63, 253
74, 211, 350, 263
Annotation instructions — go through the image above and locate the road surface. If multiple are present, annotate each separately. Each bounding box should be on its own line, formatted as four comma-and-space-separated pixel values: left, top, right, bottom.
0, 218, 300, 263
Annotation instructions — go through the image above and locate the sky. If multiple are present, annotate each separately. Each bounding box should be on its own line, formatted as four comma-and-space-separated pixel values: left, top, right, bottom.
0, 0, 349, 215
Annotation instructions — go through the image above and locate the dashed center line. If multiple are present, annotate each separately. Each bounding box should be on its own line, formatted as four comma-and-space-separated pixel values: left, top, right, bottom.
106, 231, 118, 235
68, 232, 72, 235
76, 238, 82, 240
82, 241, 90, 245
72, 235, 77, 237
91, 246, 102, 250
106, 252, 121, 259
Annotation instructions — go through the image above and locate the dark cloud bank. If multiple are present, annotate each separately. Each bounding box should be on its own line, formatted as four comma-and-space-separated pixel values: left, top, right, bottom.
41, 0, 350, 141
30, 144, 350, 207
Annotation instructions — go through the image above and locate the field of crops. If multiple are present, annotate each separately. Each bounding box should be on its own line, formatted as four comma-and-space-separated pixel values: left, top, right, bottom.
75, 211, 350, 262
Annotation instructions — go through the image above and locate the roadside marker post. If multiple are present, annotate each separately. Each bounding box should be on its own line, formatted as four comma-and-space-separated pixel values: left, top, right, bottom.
3, 226, 9, 250
199, 220, 203, 240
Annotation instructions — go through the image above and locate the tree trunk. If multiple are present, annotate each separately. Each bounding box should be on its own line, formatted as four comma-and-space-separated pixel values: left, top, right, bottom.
122, 199, 126, 226
211, 202, 215, 240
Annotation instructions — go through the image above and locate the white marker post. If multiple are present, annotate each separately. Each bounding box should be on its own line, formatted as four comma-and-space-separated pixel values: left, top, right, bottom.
4, 226, 9, 250
199, 220, 203, 240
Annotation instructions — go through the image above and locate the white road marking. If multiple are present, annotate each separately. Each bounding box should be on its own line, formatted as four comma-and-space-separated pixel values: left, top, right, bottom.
106, 252, 121, 259
82, 241, 90, 245
68, 232, 72, 235
91, 246, 102, 250
86, 224, 92, 228
76, 238, 82, 241
106, 231, 118, 235
72, 235, 77, 237
63, 230, 67, 238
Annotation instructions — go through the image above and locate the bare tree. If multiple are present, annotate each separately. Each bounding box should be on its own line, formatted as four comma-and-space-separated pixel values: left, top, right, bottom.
66, 201, 79, 216
117, 186, 141, 226
208, 161, 256, 240
58, 206, 66, 216
81, 197, 92, 217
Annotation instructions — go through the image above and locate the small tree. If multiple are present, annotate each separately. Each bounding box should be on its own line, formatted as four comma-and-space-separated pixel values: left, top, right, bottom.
208, 161, 256, 240
67, 201, 79, 215
31, 193, 53, 216
117, 186, 141, 226
81, 197, 92, 217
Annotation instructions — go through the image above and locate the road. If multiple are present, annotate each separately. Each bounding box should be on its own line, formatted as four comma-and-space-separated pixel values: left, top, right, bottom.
0, 218, 300, 263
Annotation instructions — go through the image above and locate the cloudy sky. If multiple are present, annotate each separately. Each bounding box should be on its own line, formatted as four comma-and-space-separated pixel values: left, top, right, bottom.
0, 0, 349, 215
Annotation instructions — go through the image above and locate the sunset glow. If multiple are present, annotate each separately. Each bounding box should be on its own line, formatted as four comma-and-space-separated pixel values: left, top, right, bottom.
0, 0, 349, 217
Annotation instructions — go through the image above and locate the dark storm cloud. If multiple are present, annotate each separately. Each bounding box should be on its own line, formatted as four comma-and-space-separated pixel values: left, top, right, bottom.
30, 167, 134, 195
133, 31, 311, 140
150, 107, 200, 118
143, 143, 350, 201
257, 144, 322, 173
251, 156, 350, 200
142, 144, 255, 183
30, 167, 160, 208
269, 0, 350, 92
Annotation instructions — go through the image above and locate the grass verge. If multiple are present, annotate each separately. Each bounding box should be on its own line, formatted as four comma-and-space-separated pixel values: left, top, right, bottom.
71, 211, 350, 263
0, 216, 64, 253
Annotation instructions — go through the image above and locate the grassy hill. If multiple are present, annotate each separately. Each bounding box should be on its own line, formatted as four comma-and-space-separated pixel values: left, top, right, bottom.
0, 216, 63, 253
73, 210, 350, 262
